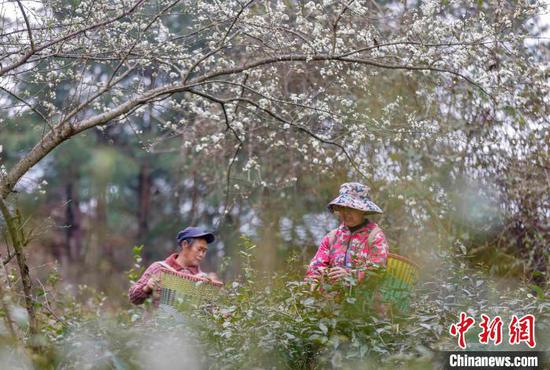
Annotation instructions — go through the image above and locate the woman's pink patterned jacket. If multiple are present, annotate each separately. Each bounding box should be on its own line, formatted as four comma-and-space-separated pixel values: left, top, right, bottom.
306, 222, 389, 281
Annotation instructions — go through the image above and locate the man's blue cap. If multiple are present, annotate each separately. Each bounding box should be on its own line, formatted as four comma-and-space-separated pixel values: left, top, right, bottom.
176, 226, 215, 244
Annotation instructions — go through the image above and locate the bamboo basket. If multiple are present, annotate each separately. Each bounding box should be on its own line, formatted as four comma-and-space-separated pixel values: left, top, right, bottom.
380, 253, 420, 311
159, 268, 223, 309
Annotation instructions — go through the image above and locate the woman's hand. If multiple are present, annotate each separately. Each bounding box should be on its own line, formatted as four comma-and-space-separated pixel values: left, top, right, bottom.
310, 267, 328, 283
327, 267, 351, 281
308, 267, 327, 291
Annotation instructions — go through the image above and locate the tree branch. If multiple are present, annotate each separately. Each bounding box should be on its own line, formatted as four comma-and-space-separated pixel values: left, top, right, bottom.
0, 81, 189, 198
15, 0, 34, 51
2, 249, 15, 265
0, 0, 146, 77
187, 88, 368, 180
0, 46, 494, 198
0, 200, 37, 334
183, 32, 239, 83
59, 65, 136, 127
219, 0, 256, 46
0, 86, 51, 127
192, 52, 493, 100
331, 0, 355, 55
216, 141, 243, 232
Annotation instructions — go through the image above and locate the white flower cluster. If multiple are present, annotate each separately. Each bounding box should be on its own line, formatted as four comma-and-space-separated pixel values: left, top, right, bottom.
0, 0, 546, 202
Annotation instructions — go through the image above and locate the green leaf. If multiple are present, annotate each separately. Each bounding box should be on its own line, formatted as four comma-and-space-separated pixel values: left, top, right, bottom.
319, 322, 328, 335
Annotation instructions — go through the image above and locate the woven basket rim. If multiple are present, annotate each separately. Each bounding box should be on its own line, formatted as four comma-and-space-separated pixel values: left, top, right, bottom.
160, 268, 224, 287
387, 253, 420, 269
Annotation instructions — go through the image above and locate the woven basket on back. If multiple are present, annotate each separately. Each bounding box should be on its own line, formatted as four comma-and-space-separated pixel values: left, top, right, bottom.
159, 268, 223, 308
379, 253, 420, 311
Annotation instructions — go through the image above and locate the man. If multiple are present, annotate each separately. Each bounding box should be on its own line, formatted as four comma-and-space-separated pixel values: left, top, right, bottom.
129, 226, 218, 306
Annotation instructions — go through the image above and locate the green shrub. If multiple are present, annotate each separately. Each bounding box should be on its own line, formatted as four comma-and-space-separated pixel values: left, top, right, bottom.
2, 239, 546, 369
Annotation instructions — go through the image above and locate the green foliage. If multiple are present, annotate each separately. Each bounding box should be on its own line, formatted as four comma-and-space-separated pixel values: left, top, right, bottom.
191, 269, 397, 368
126, 245, 145, 284
12, 240, 542, 370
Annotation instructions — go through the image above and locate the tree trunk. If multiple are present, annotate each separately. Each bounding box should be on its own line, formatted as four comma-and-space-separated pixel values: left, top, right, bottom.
0, 199, 37, 335
96, 190, 109, 257
93, 130, 111, 261
65, 174, 83, 261
137, 160, 151, 242
257, 188, 282, 276
137, 71, 154, 242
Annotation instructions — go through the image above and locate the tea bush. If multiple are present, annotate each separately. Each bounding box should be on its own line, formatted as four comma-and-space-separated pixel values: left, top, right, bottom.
2, 239, 547, 369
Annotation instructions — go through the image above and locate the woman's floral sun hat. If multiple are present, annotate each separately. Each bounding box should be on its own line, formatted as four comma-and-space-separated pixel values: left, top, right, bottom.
328, 182, 383, 214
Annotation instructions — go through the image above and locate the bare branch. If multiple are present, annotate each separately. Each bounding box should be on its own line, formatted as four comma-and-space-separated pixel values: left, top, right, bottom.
15, 0, 34, 51
35, 278, 67, 326
337, 38, 495, 58
0, 81, 190, 198
193, 52, 493, 100
240, 21, 316, 51
216, 141, 243, 232
189, 79, 337, 117
60, 65, 136, 126
0, 86, 51, 126
331, 0, 355, 55
233, 73, 249, 116
2, 250, 15, 265
183, 31, 239, 83
219, 0, 256, 46
188, 88, 368, 180
0, 0, 146, 77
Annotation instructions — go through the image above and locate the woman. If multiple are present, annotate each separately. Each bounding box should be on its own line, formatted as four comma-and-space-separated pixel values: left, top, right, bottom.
306, 182, 389, 285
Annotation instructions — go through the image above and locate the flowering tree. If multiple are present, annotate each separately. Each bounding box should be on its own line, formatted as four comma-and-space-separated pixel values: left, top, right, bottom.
0, 0, 547, 336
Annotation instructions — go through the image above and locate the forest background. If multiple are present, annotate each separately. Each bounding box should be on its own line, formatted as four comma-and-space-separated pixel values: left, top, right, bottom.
0, 0, 548, 368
